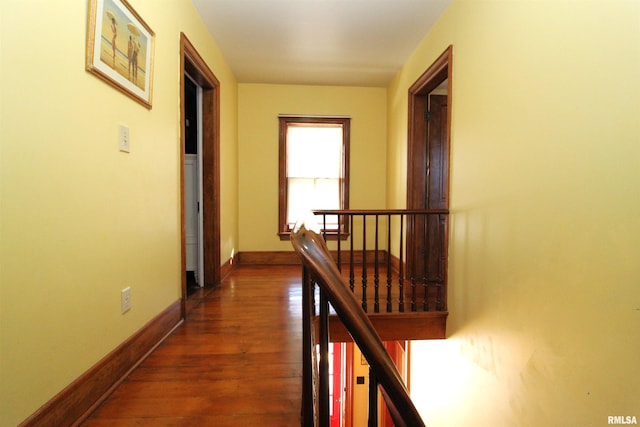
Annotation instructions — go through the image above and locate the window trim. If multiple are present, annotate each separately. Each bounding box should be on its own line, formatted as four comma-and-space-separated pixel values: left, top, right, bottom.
278, 116, 350, 240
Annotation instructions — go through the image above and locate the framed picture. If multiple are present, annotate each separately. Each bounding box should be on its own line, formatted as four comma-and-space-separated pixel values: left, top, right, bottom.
86, 0, 155, 108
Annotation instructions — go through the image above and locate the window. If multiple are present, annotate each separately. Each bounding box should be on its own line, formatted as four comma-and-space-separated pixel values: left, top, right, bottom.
278, 116, 350, 239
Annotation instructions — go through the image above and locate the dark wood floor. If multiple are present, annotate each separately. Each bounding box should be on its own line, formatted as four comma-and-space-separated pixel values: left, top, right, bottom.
82, 265, 304, 427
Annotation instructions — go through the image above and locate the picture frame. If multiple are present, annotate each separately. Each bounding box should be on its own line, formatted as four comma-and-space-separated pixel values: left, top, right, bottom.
86, 0, 155, 109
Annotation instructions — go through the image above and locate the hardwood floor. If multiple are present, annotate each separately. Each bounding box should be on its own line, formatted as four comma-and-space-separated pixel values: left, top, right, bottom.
82, 265, 304, 427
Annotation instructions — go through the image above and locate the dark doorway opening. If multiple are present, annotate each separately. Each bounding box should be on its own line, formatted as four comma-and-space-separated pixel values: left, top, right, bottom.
406, 46, 452, 308
180, 33, 221, 316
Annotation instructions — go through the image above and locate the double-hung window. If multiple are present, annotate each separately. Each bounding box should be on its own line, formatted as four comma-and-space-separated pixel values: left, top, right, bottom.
278, 116, 350, 239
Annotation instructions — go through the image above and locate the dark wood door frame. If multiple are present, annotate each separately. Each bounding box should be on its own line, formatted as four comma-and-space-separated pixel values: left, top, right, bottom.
180, 33, 221, 316
406, 45, 452, 281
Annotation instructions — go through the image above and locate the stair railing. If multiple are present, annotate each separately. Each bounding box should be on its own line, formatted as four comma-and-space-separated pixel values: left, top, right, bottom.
291, 223, 426, 427
313, 209, 449, 314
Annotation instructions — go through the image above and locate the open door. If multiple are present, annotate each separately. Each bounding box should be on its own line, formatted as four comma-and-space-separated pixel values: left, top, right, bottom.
330, 343, 343, 427
406, 46, 452, 309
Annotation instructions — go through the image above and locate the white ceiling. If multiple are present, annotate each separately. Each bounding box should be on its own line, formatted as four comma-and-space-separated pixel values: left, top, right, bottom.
191, 0, 451, 87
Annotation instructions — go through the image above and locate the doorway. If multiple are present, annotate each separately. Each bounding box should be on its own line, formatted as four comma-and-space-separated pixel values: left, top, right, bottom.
180, 33, 221, 315
406, 46, 452, 303
329, 342, 344, 427
338, 341, 408, 426
184, 75, 203, 296
379, 341, 409, 427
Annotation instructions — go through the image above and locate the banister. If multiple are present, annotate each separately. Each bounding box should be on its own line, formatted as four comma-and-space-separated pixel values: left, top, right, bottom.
313, 208, 449, 314
291, 224, 426, 427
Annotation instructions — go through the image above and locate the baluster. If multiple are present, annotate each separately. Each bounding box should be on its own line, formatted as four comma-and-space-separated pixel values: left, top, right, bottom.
301, 267, 315, 426
322, 214, 327, 241
436, 213, 446, 311
337, 213, 341, 272
374, 215, 380, 313
349, 215, 355, 293
368, 367, 378, 427
318, 287, 330, 427
409, 213, 416, 312
422, 212, 429, 311
421, 224, 426, 313
411, 276, 417, 312
423, 279, 429, 312
386, 214, 392, 313
398, 214, 405, 312
422, 212, 429, 312
411, 216, 417, 310
361, 215, 368, 312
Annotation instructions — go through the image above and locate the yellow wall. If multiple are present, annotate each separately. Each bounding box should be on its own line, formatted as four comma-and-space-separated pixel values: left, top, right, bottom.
238, 84, 387, 251
0, 1, 238, 424
387, 1, 640, 425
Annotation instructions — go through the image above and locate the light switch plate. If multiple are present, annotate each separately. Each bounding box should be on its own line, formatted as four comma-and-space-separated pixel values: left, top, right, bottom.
121, 287, 131, 313
119, 125, 130, 153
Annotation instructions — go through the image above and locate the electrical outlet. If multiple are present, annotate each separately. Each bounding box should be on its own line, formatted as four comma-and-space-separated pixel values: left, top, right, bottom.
121, 287, 132, 313
119, 125, 130, 153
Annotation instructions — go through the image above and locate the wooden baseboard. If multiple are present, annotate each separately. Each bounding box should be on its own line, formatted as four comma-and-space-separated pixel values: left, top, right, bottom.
236, 251, 301, 265
220, 256, 235, 279
19, 300, 182, 427
388, 252, 403, 275
236, 250, 390, 266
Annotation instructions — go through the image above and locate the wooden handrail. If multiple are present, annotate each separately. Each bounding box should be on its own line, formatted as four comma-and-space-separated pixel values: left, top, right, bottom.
291, 224, 426, 427
313, 208, 449, 215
